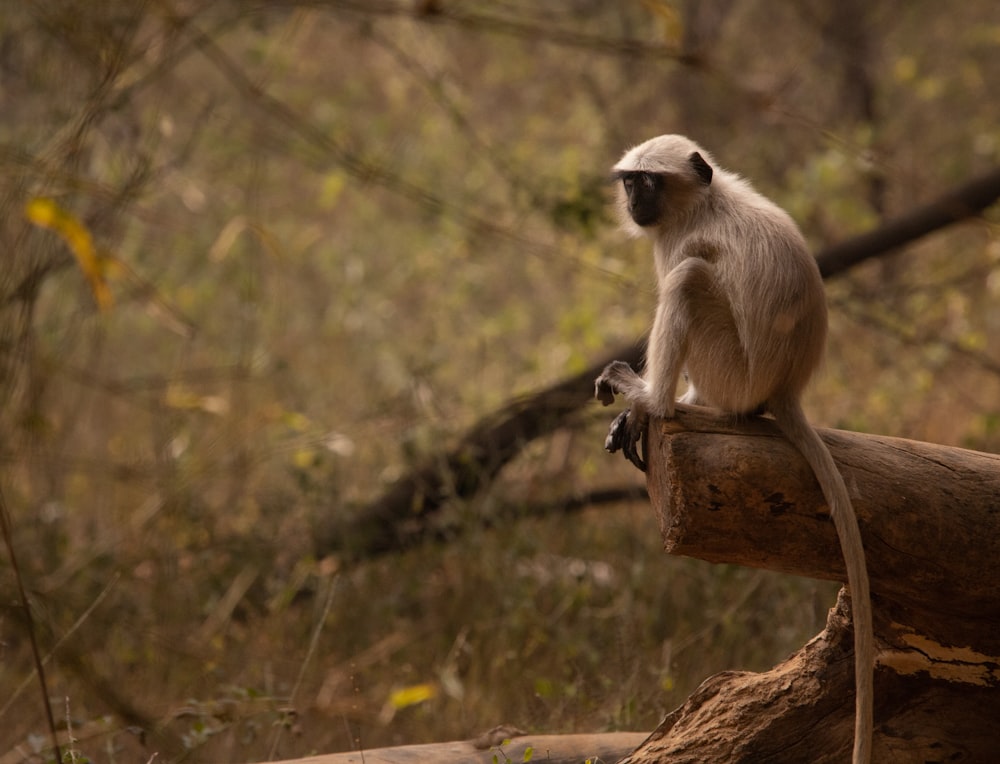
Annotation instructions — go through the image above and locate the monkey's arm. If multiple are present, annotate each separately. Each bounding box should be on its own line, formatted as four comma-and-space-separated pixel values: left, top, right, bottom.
595, 360, 649, 471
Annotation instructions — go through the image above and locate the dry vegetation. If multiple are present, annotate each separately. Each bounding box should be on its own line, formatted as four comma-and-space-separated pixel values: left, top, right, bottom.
1, 1, 999, 762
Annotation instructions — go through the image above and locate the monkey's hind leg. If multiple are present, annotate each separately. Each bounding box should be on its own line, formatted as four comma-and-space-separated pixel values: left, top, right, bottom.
653, 257, 751, 415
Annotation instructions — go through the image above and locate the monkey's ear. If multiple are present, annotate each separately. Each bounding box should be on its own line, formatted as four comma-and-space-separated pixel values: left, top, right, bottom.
689, 152, 713, 185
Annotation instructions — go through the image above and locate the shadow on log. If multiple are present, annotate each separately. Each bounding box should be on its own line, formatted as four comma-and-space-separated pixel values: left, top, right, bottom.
621, 406, 1000, 763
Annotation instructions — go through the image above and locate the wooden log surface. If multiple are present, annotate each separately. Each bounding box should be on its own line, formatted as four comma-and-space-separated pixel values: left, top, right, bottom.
646, 405, 1000, 652
267, 731, 648, 764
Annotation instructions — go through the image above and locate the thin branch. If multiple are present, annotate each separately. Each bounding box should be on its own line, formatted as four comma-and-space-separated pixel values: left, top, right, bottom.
515, 485, 650, 520
267, 575, 339, 759
171, 13, 455, 224
0, 573, 120, 720
366, 27, 542, 212
321, 481, 648, 561
266, 0, 700, 63
0, 486, 62, 764
833, 295, 1000, 377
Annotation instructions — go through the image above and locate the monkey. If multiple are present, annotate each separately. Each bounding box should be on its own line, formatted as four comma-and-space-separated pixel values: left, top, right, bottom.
594, 135, 873, 764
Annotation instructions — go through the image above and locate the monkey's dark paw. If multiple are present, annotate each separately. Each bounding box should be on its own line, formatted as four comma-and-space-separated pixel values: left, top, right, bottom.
604, 409, 630, 452
594, 360, 634, 406
605, 408, 647, 472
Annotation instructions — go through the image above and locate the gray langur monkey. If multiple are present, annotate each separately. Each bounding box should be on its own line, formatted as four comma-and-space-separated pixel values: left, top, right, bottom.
594, 135, 873, 764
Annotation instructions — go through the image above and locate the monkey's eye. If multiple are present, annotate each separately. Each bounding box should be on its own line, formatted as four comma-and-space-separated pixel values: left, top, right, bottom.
620, 171, 663, 196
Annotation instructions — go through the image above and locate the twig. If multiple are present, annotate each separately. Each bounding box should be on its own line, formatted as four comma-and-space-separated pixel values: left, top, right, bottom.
0, 573, 120, 719
0, 485, 62, 764
267, 574, 340, 760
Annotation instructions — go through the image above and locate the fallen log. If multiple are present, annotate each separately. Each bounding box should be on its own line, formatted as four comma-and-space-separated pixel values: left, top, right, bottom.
267, 731, 648, 764
621, 406, 1000, 763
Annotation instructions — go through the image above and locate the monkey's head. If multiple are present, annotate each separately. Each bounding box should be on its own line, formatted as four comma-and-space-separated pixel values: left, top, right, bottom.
612, 134, 714, 236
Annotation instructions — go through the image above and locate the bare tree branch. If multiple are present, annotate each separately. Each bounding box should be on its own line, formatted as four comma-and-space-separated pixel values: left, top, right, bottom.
816, 165, 1000, 277
322, 339, 646, 559
266, 0, 699, 63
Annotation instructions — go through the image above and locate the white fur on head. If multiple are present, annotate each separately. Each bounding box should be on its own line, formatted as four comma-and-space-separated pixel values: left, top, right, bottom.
613, 134, 716, 175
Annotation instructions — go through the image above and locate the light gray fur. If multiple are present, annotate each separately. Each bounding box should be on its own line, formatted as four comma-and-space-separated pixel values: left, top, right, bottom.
597, 135, 873, 764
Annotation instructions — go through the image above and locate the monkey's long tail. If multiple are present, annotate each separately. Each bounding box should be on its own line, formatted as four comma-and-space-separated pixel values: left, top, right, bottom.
770, 397, 873, 764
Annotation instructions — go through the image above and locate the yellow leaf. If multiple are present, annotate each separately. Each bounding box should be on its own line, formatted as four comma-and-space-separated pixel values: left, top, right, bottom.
389, 683, 437, 710
282, 410, 312, 432
319, 170, 347, 209
25, 197, 113, 310
292, 448, 317, 469
639, 0, 682, 44
165, 385, 229, 415
893, 55, 917, 83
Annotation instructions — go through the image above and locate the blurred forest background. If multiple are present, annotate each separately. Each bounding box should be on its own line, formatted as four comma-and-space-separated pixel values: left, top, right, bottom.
2, 1, 1000, 762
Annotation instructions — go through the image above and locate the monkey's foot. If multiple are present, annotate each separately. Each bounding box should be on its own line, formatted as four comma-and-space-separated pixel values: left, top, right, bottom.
605, 407, 647, 472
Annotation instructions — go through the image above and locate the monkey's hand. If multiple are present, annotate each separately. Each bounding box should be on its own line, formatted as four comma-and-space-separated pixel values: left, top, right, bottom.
594, 360, 636, 406
594, 375, 617, 406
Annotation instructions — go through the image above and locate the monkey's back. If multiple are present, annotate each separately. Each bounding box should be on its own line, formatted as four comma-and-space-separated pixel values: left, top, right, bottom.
688, 171, 828, 410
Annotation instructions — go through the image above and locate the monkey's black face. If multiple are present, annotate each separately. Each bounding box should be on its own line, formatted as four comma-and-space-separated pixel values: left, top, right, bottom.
618, 171, 665, 227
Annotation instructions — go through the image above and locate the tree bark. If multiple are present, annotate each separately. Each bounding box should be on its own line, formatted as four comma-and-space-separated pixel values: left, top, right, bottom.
623, 407, 1000, 763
